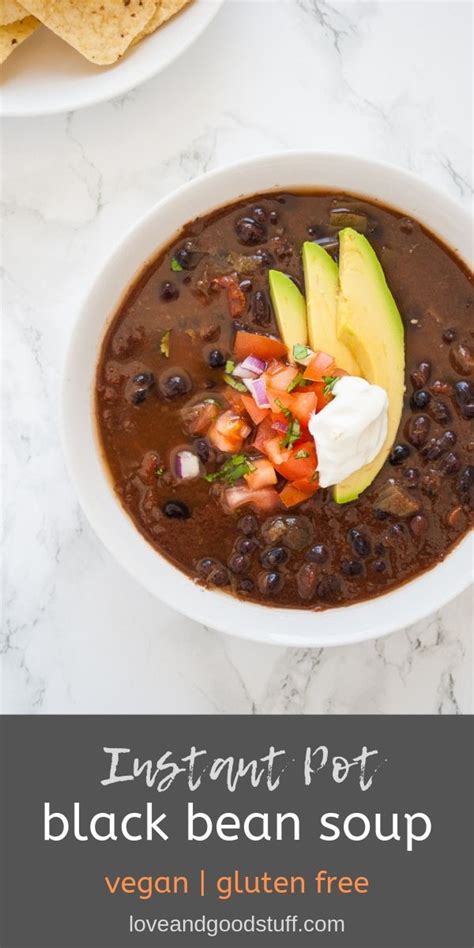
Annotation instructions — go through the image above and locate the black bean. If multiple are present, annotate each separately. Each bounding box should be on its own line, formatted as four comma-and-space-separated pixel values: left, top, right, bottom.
235, 216, 266, 245
389, 444, 410, 465
442, 328, 456, 344
307, 543, 329, 563
454, 380, 474, 419
341, 559, 363, 577
269, 211, 278, 224
251, 290, 271, 326
410, 514, 428, 537
239, 278, 253, 294
410, 361, 431, 389
238, 578, 255, 594
208, 349, 226, 368
238, 514, 258, 536
256, 249, 275, 268
296, 562, 319, 601
130, 388, 148, 405
132, 371, 154, 387
411, 390, 431, 409
195, 439, 210, 463
236, 537, 259, 555
404, 467, 420, 488
407, 415, 430, 447
352, 534, 371, 557
261, 547, 289, 567
197, 557, 217, 577
450, 341, 474, 375
389, 523, 405, 539
373, 560, 387, 573
307, 224, 325, 238
429, 400, 451, 424
439, 430, 457, 451
160, 281, 179, 301
458, 465, 474, 495
209, 566, 230, 587
159, 370, 192, 399
252, 206, 267, 223
175, 244, 202, 270
163, 501, 190, 519
375, 542, 386, 555
421, 469, 443, 497
228, 553, 251, 574
316, 575, 343, 602
439, 452, 461, 475
258, 571, 283, 595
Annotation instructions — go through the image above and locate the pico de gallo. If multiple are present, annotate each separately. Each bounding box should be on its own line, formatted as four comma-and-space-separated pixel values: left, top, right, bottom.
203, 331, 346, 512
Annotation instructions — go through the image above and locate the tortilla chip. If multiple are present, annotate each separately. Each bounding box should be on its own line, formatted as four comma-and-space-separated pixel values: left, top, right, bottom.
132, 0, 191, 45
21, 0, 157, 64
0, 1, 29, 26
0, 14, 38, 63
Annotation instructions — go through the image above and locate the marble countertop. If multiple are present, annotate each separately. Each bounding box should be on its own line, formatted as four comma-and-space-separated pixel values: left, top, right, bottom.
2, 0, 472, 715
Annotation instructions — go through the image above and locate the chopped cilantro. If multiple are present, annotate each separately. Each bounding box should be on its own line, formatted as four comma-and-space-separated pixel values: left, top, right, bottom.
204, 455, 256, 485
294, 449, 310, 459
293, 344, 313, 362
282, 416, 301, 449
275, 398, 292, 419
323, 375, 339, 397
225, 359, 236, 374
160, 330, 170, 358
171, 257, 183, 272
224, 373, 247, 393
287, 371, 311, 393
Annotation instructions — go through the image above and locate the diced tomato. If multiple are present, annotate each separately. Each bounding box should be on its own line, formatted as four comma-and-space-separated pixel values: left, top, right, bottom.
292, 475, 319, 496
224, 486, 280, 513
181, 400, 220, 436
291, 391, 317, 422
253, 415, 275, 454
275, 441, 317, 481
225, 389, 246, 412
262, 364, 299, 392
212, 275, 246, 318
280, 483, 309, 508
266, 388, 317, 424
303, 350, 336, 381
234, 331, 288, 362
208, 410, 250, 453
264, 436, 292, 467
241, 394, 269, 426
244, 458, 277, 490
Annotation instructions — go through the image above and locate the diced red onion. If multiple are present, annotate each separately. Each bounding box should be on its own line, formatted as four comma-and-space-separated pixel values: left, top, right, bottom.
233, 355, 266, 378
272, 418, 288, 434
244, 377, 270, 408
233, 364, 259, 380
174, 450, 200, 480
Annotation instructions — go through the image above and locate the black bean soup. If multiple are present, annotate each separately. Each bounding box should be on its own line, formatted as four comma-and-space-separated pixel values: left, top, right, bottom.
96, 191, 473, 609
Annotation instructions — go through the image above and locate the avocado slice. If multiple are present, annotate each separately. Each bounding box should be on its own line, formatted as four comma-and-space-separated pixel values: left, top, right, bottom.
334, 228, 405, 503
269, 270, 308, 362
302, 241, 360, 375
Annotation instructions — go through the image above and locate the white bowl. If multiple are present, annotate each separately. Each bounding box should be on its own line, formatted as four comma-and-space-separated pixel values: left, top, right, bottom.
62, 152, 473, 647
0, 0, 224, 118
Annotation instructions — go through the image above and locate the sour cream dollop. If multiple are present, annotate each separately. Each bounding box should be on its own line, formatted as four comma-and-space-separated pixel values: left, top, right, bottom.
308, 376, 388, 488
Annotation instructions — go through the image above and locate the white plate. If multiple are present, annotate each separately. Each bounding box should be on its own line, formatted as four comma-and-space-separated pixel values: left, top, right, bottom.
62, 152, 473, 647
0, 0, 223, 117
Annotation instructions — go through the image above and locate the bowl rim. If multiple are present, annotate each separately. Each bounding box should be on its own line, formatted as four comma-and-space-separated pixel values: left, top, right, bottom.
61, 150, 474, 648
